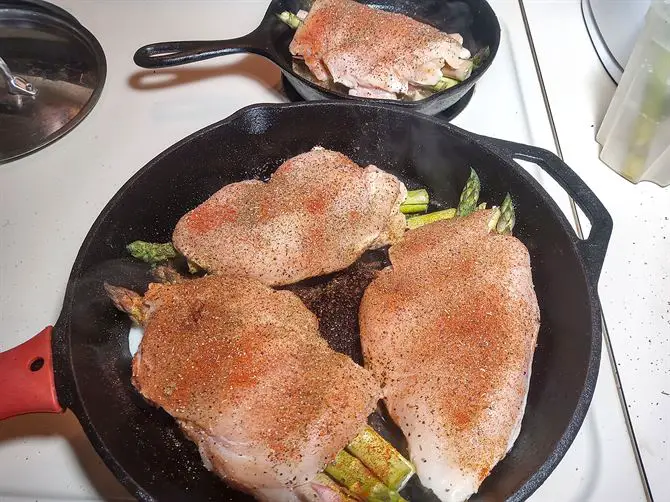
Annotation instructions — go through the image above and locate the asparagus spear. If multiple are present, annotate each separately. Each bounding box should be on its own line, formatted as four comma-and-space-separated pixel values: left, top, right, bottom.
278, 10, 302, 29
345, 426, 415, 491
406, 170, 495, 229
312, 473, 359, 502
187, 260, 203, 274
456, 168, 481, 217
487, 206, 501, 232
325, 450, 407, 502
430, 76, 459, 92
402, 189, 429, 206
126, 241, 178, 264
431, 47, 488, 90
399, 204, 428, 214
495, 193, 515, 234
405, 208, 456, 229
152, 264, 189, 284
103, 283, 146, 325
399, 189, 429, 214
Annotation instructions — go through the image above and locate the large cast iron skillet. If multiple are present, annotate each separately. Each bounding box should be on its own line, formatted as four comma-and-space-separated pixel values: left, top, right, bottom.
0, 102, 611, 501
132, 0, 500, 115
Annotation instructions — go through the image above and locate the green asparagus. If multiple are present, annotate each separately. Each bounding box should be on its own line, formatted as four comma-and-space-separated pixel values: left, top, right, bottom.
402, 189, 429, 206
456, 168, 481, 217
126, 241, 178, 264
487, 206, 501, 232
430, 76, 459, 92
103, 283, 146, 325
495, 193, 515, 234
400, 204, 428, 214
312, 473, 359, 502
152, 265, 186, 284
345, 426, 415, 491
325, 450, 407, 502
278, 10, 302, 29
187, 260, 202, 274
400, 189, 429, 213
406, 208, 457, 229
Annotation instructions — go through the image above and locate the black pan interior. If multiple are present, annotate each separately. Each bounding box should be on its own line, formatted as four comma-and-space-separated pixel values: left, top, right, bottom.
54, 102, 598, 502
260, 0, 500, 108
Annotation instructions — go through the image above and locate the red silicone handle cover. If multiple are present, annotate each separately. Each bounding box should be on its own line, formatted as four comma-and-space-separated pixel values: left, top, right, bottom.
0, 326, 63, 420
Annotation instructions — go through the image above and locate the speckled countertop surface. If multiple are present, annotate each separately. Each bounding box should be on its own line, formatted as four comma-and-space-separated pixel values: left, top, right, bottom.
526, 0, 670, 499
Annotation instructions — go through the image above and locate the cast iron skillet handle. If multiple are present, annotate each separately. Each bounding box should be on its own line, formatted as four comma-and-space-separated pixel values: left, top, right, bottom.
134, 29, 271, 69
0, 326, 63, 420
477, 136, 613, 285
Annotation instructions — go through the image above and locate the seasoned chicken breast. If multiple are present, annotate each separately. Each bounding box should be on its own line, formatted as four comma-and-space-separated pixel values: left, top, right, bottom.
172, 147, 406, 286
130, 274, 381, 502
289, 0, 471, 99
359, 210, 540, 502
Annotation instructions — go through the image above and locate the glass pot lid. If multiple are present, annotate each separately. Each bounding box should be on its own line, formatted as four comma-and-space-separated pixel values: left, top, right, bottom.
0, 0, 106, 164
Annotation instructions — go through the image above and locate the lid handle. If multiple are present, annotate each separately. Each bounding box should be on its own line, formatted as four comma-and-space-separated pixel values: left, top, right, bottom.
0, 57, 38, 97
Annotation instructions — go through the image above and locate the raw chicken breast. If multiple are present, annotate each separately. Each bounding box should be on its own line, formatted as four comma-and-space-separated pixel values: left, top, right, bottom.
172, 147, 406, 286
359, 210, 540, 502
289, 0, 471, 98
131, 274, 381, 502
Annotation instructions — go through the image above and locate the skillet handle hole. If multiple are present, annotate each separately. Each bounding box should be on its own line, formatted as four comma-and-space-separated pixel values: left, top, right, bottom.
512, 158, 592, 240
29, 357, 45, 372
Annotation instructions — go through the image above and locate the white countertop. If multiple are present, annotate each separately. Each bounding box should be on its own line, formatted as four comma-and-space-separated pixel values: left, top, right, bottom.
525, 1, 669, 499
0, 0, 659, 500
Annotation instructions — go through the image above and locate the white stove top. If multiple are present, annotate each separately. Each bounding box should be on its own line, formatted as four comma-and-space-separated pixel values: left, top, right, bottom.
0, 0, 649, 500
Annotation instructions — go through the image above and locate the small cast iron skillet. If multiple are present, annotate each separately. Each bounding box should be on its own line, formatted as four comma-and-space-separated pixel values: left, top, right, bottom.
0, 102, 611, 501
133, 0, 501, 115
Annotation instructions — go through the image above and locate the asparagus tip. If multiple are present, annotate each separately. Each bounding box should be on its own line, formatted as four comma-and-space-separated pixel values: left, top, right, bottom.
456, 168, 481, 217
187, 260, 202, 274
496, 193, 515, 234
103, 282, 145, 325
487, 206, 501, 232
126, 240, 178, 264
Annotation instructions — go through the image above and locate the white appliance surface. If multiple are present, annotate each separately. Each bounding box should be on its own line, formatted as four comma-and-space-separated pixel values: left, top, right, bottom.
582, 0, 651, 82
0, 0, 649, 500
527, 0, 670, 499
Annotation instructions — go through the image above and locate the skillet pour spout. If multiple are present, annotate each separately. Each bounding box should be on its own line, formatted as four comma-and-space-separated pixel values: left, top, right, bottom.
133, 0, 501, 115
0, 101, 611, 502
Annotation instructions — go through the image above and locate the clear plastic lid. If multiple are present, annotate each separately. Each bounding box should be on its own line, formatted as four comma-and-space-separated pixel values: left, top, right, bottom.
596, 0, 670, 186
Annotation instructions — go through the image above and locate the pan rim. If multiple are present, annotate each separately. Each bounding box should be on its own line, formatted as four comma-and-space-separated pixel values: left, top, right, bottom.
56, 100, 603, 502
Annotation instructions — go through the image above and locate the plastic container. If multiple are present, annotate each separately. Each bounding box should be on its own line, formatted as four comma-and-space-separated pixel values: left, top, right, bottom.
596, 0, 670, 186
